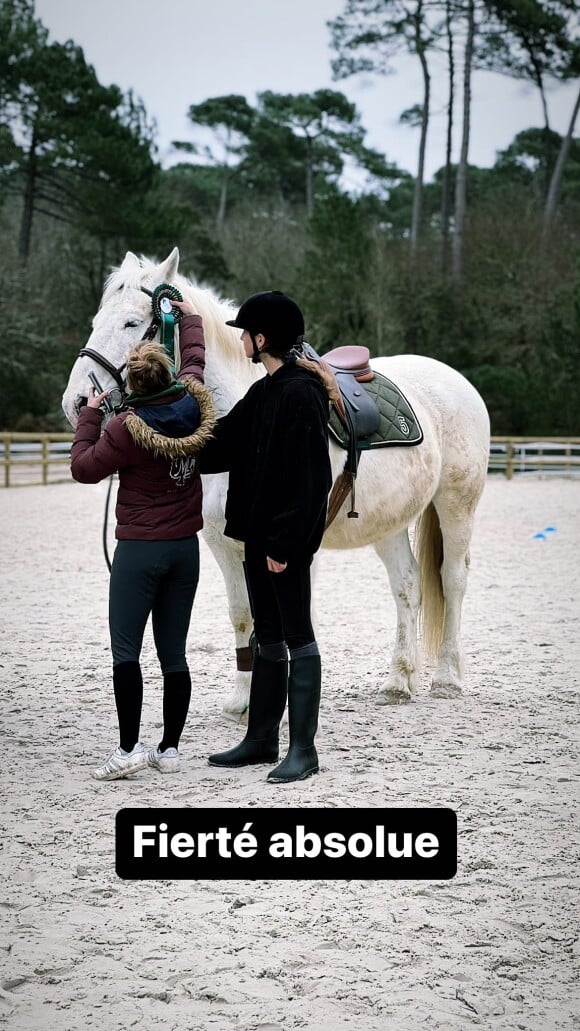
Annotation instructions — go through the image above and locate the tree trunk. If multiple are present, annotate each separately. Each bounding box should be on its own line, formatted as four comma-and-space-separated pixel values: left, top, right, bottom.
99, 236, 107, 293
410, 1, 430, 256
527, 47, 552, 198
440, 0, 454, 274
217, 169, 229, 231
452, 0, 475, 308
18, 127, 38, 264
305, 135, 314, 218
528, 49, 551, 134
542, 83, 580, 246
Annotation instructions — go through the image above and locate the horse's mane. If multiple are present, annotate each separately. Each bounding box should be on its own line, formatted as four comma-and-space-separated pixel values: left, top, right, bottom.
101, 255, 252, 372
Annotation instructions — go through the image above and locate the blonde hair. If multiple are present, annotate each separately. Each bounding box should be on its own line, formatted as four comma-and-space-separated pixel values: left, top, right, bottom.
126, 341, 173, 395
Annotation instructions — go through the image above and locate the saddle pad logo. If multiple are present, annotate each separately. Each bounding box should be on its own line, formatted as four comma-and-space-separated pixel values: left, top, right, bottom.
398, 415, 410, 436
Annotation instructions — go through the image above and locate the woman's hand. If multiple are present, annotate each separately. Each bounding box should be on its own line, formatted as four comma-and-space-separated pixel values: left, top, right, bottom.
267, 556, 287, 573
171, 298, 198, 317
87, 386, 109, 410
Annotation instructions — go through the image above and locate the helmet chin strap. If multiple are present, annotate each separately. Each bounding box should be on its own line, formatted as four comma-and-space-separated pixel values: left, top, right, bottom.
250, 332, 263, 364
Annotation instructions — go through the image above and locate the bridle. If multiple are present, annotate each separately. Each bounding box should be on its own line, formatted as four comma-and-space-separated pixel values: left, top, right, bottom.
77, 347, 127, 392
76, 283, 184, 413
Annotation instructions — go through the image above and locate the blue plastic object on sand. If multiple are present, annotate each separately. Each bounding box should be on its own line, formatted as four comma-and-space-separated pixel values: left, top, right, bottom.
533, 525, 558, 540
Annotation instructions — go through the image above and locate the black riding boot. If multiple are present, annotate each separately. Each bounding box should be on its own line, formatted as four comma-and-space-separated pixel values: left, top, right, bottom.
268, 655, 321, 784
208, 654, 288, 767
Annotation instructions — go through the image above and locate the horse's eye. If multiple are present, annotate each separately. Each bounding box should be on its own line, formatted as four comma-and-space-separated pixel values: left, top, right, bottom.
124, 320, 140, 329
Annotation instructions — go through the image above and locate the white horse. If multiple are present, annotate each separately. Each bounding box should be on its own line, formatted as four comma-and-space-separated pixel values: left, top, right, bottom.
62, 247, 490, 713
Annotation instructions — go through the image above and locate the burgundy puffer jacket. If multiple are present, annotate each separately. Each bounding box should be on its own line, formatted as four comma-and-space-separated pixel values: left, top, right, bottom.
71, 315, 215, 540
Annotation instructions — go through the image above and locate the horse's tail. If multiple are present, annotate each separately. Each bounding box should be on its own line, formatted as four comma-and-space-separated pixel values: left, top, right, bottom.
415, 501, 445, 663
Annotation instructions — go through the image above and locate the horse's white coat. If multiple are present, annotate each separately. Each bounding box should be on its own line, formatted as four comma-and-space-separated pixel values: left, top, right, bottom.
62, 249, 490, 711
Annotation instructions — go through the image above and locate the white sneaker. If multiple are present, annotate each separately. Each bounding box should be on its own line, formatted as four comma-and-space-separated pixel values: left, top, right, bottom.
92, 743, 147, 781
147, 745, 180, 773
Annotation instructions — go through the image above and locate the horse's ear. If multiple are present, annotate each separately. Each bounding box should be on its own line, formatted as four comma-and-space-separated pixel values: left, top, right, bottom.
119, 251, 141, 274
156, 247, 180, 284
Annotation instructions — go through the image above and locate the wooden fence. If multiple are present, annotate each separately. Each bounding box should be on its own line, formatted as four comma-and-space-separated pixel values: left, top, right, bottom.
1, 434, 580, 487
0, 433, 74, 488
488, 437, 580, 479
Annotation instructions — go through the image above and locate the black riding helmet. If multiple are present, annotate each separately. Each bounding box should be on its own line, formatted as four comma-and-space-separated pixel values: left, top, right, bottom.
226, 291, 305, 363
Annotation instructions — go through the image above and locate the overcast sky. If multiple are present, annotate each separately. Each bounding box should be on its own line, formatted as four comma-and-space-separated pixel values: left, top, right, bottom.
35, 0, 578, 186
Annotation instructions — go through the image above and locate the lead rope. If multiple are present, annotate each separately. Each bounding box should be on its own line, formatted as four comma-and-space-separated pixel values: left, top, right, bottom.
103, 475, 115, 572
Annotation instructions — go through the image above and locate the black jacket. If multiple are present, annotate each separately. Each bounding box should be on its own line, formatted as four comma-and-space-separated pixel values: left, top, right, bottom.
199, 362, 332, 563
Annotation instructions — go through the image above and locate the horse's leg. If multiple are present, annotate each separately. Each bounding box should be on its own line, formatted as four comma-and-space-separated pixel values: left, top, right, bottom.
201, 525, 252, 720
373, 530, 421, 705
429, 501, 475, 698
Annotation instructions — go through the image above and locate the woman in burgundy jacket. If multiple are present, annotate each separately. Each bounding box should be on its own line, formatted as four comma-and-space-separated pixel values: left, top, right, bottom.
71, 300, 215, 781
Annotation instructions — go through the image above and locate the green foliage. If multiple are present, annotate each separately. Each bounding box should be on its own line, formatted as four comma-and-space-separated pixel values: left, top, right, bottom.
153, 167, 231, 287
258, 88, 363, 149
218, 202, 307, 301
1, 0, 159, 260
495, 127, 580, 202
329, 0, 438, 78
533, 266, 580, 433
174, 88, 400, 219
299, 193, 377, 350
0, 0, 578, 436
186, 95, 255, 140
478, 0, 579, 85
242, 114, 308, 204
462, 364, 530, 434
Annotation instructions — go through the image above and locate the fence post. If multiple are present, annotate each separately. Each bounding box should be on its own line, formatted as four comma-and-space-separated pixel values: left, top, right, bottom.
506, 439, 514, 480
42, 436, 49, 485
3, 435, 10, 488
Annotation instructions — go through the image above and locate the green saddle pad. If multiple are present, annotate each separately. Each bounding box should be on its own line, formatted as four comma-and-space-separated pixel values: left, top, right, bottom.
329, 371, 423, 450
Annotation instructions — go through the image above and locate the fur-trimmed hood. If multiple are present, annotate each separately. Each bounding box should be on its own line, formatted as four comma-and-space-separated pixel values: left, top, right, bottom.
124, 378, 216, 459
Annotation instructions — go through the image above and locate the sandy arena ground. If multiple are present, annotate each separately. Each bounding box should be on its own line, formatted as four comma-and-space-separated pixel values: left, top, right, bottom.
1, 476, 579, 1031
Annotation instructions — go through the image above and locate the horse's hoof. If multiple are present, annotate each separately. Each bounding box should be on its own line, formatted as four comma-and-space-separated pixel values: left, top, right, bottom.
430, 680, 462, 699
375, 684, 412, 706
222, 707, 248, 725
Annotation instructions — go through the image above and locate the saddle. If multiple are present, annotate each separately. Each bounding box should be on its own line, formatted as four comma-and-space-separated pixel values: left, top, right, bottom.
300, 342, 423, 528
303, 342, 380, 440
324, 345, 374, 382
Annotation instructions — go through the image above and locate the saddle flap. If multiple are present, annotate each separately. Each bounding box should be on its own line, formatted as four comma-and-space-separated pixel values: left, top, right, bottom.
337, 373, 381, 438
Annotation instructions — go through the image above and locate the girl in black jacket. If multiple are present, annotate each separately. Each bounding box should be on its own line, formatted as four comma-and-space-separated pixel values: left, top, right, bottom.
199, 292, 332, 783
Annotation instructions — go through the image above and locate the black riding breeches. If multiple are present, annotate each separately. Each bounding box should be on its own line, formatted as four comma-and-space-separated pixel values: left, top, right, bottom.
109, 536, 199, 672
243, 540, 316, 653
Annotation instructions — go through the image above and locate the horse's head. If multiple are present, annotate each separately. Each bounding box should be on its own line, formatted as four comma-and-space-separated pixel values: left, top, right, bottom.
63, 245, 264, 427
62, 247, 181, 427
